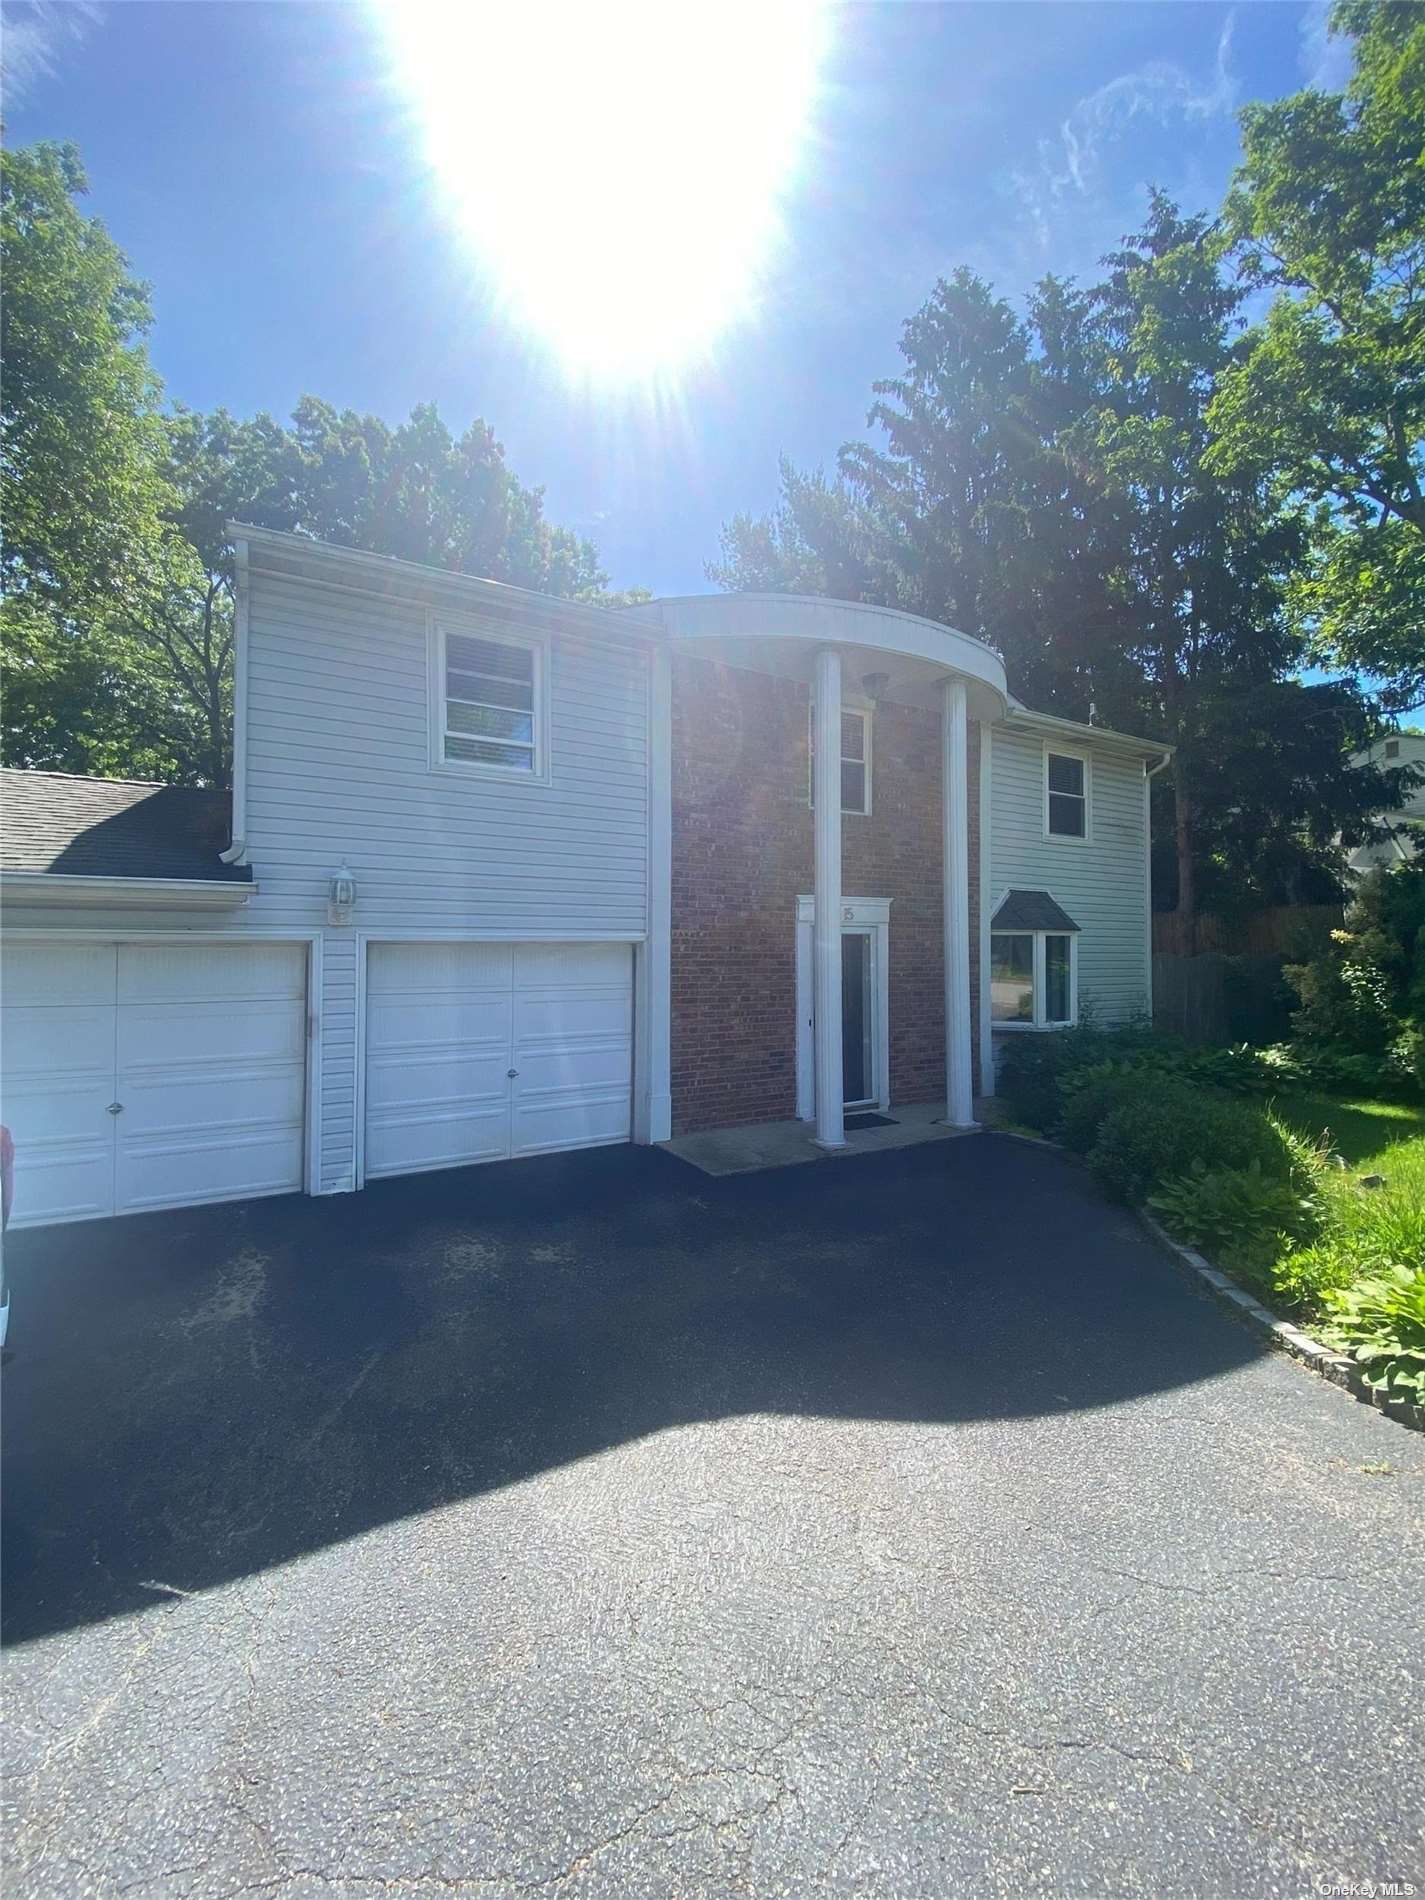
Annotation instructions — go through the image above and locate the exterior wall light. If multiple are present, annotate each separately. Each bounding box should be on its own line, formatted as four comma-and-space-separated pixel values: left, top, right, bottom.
327, 864, 357, 927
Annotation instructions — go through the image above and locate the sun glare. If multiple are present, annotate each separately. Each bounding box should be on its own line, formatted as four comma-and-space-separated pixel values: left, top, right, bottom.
370, 0, 829, 381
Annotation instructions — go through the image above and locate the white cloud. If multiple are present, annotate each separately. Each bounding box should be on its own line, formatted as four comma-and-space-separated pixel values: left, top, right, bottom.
1298, 0, 1355, 92
1010, 12, 1239, 249
0, 1, 100, 106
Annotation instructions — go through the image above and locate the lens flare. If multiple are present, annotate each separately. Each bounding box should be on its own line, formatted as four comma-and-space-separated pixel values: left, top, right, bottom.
370, 0, 829, 381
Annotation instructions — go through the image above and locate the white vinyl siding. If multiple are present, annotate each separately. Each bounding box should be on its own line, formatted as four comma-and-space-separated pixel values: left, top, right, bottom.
991, 727, 1149, 1027
241, 568, 651, 1192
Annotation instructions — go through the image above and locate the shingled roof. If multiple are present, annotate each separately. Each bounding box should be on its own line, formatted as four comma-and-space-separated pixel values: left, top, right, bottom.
0, 770, 249, 883
992, 889, 1079, 933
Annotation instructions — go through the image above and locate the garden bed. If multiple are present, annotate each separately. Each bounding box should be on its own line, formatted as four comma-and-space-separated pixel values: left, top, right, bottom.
996, 1027, 1424, 1431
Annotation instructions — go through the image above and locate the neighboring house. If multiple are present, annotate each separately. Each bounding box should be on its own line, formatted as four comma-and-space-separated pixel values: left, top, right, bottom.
0, 527, 1168, 1228
1346, 729, 1425, 873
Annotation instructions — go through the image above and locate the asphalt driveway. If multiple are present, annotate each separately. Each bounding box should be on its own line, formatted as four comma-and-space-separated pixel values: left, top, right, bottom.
3, 1135, 1421, 1897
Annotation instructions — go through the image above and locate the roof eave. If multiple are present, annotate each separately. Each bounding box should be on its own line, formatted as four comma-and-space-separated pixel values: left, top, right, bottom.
1, 872, 255, 909
227, 523, 664, 647
1003, 705, 1172, 761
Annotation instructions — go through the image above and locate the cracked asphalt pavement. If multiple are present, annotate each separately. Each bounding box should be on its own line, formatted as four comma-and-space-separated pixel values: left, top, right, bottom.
3, 1135, 1422, 1897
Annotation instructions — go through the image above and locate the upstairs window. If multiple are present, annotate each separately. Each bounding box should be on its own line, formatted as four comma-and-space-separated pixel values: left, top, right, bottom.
433, 623, 545, 777
1045, 748, 1088, 839
809, 706, 871, 815
1385, 739, 1400, 760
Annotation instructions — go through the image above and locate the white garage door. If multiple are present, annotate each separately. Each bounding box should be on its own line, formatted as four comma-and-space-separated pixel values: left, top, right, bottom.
364, 941, 632, 1180
0, 941, 307, 1227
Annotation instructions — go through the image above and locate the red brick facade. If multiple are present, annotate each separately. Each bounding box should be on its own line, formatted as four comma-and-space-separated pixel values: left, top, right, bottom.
670, 650, 980, 1136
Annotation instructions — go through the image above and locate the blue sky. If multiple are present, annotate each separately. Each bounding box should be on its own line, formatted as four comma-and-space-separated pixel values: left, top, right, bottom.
3, 0, 1351, 597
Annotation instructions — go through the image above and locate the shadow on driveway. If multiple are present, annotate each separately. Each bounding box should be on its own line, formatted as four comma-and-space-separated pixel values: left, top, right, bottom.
1, 1134, 1264, 1646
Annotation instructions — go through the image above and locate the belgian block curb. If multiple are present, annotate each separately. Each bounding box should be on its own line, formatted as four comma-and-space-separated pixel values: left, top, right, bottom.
992, 1128, 1424, 1435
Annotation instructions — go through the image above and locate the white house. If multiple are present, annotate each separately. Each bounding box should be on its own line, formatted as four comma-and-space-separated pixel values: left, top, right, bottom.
1347, 728, 1425, 873
0, 527, 1169, 1228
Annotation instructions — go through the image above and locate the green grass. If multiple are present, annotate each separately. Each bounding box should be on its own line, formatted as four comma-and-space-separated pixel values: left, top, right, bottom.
1270, 1093, 1425, 1168
1263, 1094, 1425, 1317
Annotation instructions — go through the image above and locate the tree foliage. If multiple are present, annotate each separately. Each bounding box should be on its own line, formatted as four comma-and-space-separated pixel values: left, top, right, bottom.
1, 141, 637, 786
1209, 0, 1425, 711
1, 142, 204, 780
714, 198, 1401, 922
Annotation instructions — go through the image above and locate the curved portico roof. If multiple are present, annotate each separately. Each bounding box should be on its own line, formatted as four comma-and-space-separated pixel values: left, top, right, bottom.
624, 593, 1009, 722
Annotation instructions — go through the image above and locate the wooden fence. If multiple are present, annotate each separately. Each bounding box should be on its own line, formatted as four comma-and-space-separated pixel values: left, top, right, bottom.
1152, 903, 1342, 959
1152, 951, 1299, 1046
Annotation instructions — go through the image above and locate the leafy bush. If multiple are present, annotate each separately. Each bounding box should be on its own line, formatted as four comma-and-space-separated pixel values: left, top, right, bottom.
1183, 1044, 1279, 1094
995, 1019, 1164, 1131
1148, 1161, 1322, 1258
1272, 1241, 1364, 1314
1318, 1263, 1425, 1409
1283, 861, 1425, 1095
1086, 1082, 1302, 1204
1055, 1068, 1164, 1153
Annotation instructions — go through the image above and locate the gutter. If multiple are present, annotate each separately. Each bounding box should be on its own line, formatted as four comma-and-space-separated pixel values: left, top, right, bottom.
2, 872, 256, 909
220, 534, 250, 865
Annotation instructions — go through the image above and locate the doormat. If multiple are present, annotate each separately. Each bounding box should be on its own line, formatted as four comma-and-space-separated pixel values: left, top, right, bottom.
844, 1112, 897, 1130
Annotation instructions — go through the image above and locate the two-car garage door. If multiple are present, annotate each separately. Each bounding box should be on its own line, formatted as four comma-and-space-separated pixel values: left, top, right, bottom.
0, 936, 633, 1226
0, 941, 307, 1228
364, 941, 632, 1179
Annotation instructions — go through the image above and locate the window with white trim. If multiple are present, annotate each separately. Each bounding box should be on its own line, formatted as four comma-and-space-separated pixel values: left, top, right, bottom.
808, 705, 871, 814
1045, 749, 1088, 839
991, 931, 1075, 1027
435, 624, 543, 775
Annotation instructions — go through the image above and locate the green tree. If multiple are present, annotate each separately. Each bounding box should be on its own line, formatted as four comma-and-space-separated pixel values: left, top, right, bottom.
1208, 0, 1425, 712
1072, 195, 1305, 934
714, 202, 1352, 936
1, 142, 644, 785
284, 396, 614, 599
1, 142, 198, 779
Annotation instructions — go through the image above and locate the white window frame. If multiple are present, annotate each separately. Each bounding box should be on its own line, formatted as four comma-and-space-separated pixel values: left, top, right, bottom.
990, 927, 1078, 1031
808, 700, 872, 816
427, 613, 550, 784
1043, 744, 1091, 843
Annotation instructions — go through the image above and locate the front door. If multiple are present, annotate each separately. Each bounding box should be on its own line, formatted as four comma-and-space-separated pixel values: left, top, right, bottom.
841, 928, 875, 1107
794, 898, 889, 1121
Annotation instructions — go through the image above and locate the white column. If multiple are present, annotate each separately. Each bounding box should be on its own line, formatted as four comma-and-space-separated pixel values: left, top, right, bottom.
813, 648, 846, 1149
942, 678, 976, 1127
978, 720, 995, 1096
634, 642, 672, 1144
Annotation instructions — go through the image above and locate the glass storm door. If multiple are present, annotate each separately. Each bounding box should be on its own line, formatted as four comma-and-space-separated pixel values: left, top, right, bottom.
841, 928, 875, 1108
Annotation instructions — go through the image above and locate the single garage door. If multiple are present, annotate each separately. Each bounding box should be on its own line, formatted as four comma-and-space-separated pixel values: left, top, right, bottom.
364, 941, 632, 1180
0, 940, 307, 1227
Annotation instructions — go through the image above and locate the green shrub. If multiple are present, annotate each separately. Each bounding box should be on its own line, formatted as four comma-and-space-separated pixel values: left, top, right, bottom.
1282, 861, 1425, 1099
1148, 1161, 1322, 1257
1318, 1263, 1425, 1409
996, 1021, 1181, 1132
1086, 1082, 1300, 1204
1183, 1044, 1278, 1095
1055, 1067, 1163, 1153
1271, 1242, 1361, 1314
